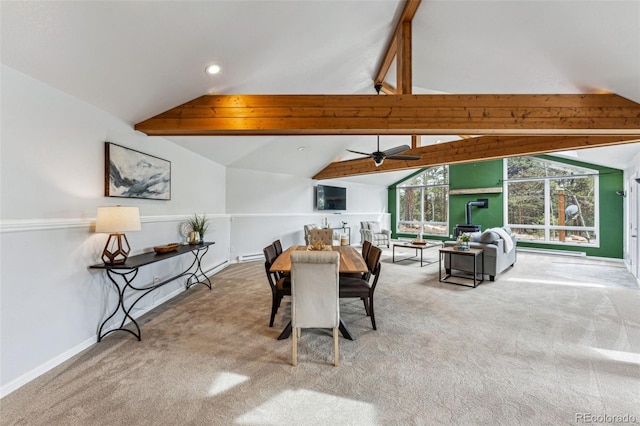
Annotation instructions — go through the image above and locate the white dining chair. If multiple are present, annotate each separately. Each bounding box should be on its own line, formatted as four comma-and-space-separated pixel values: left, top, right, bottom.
290, 250, 340, 366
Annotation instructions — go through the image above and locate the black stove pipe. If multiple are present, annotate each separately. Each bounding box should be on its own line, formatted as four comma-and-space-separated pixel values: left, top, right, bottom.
465, 199, 489, 224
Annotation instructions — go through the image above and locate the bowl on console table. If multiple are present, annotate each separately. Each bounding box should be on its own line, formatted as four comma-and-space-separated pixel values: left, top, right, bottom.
411, 240, 428, 245
154, 243, 180, 253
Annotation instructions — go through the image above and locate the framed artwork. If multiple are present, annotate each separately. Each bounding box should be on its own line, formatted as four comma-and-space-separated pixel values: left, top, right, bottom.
105, 142, 171, 200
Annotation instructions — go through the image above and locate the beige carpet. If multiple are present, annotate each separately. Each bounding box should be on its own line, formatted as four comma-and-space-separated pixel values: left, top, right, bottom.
2, 249, 639, 425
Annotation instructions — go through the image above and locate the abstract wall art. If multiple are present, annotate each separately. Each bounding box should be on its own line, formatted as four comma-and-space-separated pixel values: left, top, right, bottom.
105, 142, 171, 200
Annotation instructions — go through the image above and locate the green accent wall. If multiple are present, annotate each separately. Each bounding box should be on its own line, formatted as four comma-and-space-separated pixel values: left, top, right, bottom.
449, 160, 504, 236
389, 156, 625, 258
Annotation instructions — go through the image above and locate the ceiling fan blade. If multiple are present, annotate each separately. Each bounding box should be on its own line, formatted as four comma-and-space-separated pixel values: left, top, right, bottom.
386, 154, 422, 161
346, 149, 373, 157
382, 145, 412, 156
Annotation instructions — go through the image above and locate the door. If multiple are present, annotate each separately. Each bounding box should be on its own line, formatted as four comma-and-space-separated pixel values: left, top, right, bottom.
630, 172, 639, 280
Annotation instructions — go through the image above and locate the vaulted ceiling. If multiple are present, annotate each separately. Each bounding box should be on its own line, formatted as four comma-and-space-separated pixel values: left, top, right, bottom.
2, 1, 639, 185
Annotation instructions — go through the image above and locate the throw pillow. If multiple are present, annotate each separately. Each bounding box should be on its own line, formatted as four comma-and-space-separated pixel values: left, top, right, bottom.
480, 230, 500, 243
369, 222, 381, 233
469, 232, 482, 242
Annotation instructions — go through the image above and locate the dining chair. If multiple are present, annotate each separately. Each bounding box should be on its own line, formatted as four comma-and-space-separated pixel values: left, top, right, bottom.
290, 250, 340, 366
273, 239, 283, 257
361, 240, 372, 261
338, 245, 382, 330
340, 239, 372, 280
263, 244, 291, 327
308, 228, 334, 246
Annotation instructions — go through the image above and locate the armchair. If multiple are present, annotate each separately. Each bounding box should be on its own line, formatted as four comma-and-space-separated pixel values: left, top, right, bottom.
359, 221, 391, 247
443, 227, 517, 281
304, 224, 340, 246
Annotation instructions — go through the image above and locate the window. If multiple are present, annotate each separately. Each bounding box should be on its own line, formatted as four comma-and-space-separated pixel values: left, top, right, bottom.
397, 166, 449, 236
505, 157, 598, 246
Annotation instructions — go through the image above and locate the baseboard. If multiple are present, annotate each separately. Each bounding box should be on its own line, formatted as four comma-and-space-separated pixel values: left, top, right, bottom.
238, 253, 264, 262
517, 247, 586, 257
0, 335, 97, 398
0, 261, 230, 399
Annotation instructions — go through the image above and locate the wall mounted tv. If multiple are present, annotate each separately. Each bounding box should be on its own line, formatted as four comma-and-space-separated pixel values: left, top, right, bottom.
316, 185, 346, 210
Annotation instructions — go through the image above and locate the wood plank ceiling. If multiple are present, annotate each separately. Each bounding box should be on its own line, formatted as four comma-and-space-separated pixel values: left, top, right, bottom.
134, 0, 640, 180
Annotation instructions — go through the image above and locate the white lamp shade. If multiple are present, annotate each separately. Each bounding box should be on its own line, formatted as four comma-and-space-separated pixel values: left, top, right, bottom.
95, 206, 141, 233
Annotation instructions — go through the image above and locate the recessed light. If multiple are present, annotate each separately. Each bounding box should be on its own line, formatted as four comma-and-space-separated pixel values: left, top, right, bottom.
298, 147, 306, 152
205, 64, 221, 75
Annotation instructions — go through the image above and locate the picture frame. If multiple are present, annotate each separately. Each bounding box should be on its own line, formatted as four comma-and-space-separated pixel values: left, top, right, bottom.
105, 142, 171, 200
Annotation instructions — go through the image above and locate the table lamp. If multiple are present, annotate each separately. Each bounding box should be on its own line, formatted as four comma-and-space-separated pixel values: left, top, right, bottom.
96, 206, 141, 264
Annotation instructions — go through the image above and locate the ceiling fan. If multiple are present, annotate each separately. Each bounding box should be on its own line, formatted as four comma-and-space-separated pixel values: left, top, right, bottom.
345, 83, 421, 167
346, 136, 421, 167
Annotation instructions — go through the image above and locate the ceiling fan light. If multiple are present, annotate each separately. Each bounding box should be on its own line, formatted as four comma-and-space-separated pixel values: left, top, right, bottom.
374, 157, 384, 167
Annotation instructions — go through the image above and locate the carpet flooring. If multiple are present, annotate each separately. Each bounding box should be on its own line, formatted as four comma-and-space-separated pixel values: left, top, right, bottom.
1, 248, 639, 425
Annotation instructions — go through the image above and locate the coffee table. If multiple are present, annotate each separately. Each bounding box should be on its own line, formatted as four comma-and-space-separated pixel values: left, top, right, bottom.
392, 241, 440, 267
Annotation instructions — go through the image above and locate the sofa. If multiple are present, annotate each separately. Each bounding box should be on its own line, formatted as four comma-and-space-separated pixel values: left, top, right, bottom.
443, 226, 516, 281
359, 221, 391, 247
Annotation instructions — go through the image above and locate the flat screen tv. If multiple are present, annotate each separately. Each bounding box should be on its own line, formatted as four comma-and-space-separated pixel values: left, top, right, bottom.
316, 185, 346, 210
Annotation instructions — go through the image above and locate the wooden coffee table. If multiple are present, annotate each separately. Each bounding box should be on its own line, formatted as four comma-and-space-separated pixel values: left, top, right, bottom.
392, 241, 440, 267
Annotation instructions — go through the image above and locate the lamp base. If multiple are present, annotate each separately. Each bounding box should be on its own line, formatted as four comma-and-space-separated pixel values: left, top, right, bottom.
102, 233, 131, 264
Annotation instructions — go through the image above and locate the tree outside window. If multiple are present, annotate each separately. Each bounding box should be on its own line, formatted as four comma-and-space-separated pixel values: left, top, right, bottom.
398, 166, 449, 236
505, 157, 598, 245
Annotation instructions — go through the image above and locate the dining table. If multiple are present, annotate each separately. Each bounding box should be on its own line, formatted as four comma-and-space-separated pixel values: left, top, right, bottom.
270, 245, 368, 341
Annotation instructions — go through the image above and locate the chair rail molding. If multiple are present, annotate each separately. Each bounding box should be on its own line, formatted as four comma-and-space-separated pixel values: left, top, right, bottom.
0, 214, 227, 233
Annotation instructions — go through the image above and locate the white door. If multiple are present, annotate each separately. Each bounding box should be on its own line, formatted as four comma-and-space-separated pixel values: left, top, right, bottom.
630, 173, 639, 280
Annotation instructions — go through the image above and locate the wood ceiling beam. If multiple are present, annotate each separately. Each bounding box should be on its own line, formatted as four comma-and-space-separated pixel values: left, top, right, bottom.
312, 135, 640, 180
374, 0, 422, 87
134, 94, 640, 136
379, 82, 397, 95
397, 20, 412, 94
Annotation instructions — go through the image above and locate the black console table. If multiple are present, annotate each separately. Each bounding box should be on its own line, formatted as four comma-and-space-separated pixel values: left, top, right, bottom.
89, 242, 214, 342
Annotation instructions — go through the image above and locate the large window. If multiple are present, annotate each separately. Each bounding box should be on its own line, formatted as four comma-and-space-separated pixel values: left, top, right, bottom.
397, 166, 449, 236
505, 157, 598, 246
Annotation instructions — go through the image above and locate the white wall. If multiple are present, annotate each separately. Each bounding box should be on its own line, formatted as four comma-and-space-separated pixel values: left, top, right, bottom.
0, 65, 393, 397
624, 150, 640, 284
226, 168, 390, 259
0, 65, 230, 395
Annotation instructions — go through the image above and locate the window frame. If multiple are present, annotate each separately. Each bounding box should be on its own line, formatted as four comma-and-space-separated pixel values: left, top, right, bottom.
396, 167, 449, 238
503, 157, 600, 247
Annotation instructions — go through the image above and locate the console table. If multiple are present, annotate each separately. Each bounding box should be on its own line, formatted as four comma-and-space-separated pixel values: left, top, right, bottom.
89, 242, 214, 342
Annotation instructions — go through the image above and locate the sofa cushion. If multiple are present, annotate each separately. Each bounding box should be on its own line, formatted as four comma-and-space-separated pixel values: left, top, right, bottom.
469, 232, 482, 242
480, 230, 500, 244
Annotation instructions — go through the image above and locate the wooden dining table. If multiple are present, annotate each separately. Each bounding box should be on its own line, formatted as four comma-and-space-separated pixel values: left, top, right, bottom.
270, 245, 368, 341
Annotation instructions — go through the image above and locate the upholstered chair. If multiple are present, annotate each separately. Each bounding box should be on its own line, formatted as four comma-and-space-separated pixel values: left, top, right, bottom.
303, 224, 320, 245
290, 251, 341, 366
359, 221, 391, 247
308, 228, 334, 246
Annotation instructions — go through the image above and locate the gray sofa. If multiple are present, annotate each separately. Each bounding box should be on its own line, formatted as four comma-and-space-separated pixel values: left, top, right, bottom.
443, 227, 516, 281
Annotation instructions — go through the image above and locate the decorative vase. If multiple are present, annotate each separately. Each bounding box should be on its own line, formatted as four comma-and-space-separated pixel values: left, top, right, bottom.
189, 231, 200, 245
